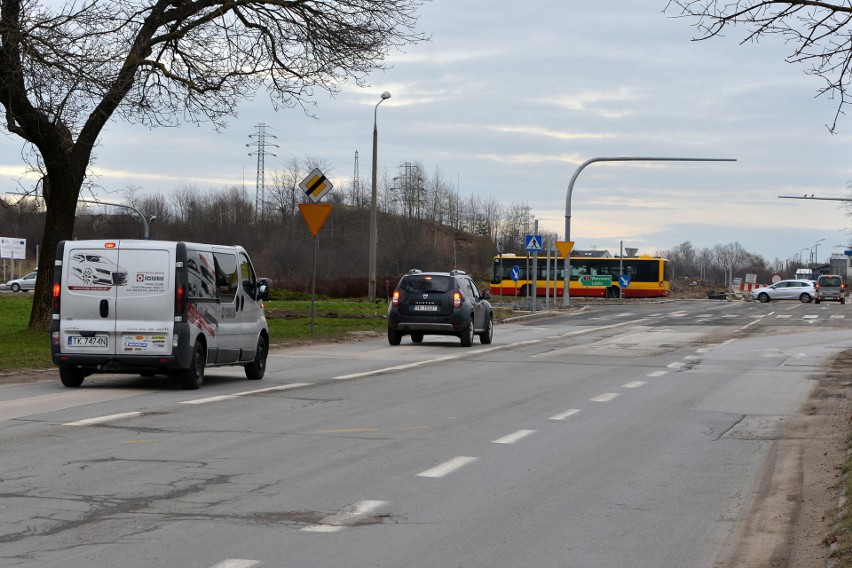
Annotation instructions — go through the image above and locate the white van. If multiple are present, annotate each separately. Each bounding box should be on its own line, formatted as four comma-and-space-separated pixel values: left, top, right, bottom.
50, 240, 270, 389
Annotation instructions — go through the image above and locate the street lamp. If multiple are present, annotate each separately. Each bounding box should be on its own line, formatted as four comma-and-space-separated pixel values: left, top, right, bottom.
812, 238, 825, 266
368, 91, 391, 303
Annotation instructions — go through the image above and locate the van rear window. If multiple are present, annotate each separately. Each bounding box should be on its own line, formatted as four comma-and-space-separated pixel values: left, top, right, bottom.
821, 277, 842, 287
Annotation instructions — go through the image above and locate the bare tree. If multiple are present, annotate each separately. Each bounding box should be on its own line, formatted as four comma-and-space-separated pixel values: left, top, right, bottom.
666, 1, 852, 132
0, 0, 427, 329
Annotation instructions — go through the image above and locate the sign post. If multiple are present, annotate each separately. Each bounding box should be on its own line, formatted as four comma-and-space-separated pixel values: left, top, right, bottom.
555, 240, 574, 306
298, 203, 333, 333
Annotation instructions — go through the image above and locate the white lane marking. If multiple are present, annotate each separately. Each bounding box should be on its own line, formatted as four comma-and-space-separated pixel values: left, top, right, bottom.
549, 408, 581, 421
333, 318, 652, 380
803, 315, 819, 319
181, 383, 312, 405
492, 429, 537, 444
417, 456, 479, 478
647, 370, 668, 377
775, 314, 792, 319
622, 381, 646, 388
695, 314, 713, 319
210, 560, 262, 568
334, 355, 460, 379
590, 393, 621, 402
63, 411, 142, 426
831, 314, 846, 319
301, 500, 388, 533
667, 362, 686, 370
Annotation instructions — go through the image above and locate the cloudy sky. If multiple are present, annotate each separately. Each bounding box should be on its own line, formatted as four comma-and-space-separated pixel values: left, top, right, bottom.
2, 0, 852, 265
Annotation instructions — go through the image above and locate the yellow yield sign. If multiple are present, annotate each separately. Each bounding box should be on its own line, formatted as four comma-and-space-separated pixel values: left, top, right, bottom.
555, 241, 574, 259
298, 203, 332, 236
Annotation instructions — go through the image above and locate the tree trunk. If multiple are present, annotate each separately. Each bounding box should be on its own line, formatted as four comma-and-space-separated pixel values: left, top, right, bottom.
28, 173, 81, 330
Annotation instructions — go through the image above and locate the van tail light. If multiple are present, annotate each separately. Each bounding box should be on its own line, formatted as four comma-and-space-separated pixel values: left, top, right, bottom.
392, 290, 400, 306
52, 282, 61, 313
453, 292, 462, 308
175, 284, 185, 315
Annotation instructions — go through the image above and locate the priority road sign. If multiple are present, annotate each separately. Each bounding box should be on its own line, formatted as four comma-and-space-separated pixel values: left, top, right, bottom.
300, 168, 333, 203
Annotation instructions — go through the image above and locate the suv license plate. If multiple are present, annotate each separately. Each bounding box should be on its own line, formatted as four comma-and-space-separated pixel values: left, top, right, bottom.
68, 336, 108, 347
414, 305, 438, 312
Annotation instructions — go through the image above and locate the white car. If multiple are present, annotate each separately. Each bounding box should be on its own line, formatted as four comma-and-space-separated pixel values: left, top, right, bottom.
750, 279, 815, 303
4, 270, 37, 292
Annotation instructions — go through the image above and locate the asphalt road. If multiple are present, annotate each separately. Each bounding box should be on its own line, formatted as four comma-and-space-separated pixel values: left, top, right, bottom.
1, 299, 850, 567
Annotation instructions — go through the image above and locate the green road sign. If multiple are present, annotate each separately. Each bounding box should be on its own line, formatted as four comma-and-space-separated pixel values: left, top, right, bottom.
578, 275, 613, 287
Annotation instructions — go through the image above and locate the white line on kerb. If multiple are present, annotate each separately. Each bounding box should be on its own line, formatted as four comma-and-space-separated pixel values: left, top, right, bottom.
63, 412, 142, 426
492, 429, 537, 444
549, 408, 581, 421
417, 456, 479, 478
590, 393, 621, 403
181, 382, 312, 405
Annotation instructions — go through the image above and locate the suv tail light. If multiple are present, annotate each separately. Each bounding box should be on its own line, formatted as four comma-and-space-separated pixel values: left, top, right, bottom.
453, 291, 462, 308
392, 290, 400, 306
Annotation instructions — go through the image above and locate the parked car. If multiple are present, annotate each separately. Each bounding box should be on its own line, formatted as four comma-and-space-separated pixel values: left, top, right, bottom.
387, 269, 493, 346
815, 274, 846, 304
750, 279, 815, 303
3, 270, 37, 292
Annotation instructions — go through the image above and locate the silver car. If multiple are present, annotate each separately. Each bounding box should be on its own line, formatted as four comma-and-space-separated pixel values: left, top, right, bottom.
750, 279, 815, 303
3, 270, 37, 292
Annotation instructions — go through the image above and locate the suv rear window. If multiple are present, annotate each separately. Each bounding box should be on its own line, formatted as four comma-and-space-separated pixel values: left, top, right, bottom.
401, 275, 453, 294
820, 276, 842, 287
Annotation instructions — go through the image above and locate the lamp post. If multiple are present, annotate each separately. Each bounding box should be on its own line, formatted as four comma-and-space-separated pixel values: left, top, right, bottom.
368, 91, 391, 303
812, 238, 825, 266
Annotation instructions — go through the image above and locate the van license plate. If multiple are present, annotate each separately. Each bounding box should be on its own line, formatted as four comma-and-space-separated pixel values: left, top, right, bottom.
68, 336, 108, 347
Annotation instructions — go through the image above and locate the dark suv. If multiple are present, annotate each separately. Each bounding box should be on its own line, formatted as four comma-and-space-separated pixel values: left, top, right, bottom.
387, 269, 494, 346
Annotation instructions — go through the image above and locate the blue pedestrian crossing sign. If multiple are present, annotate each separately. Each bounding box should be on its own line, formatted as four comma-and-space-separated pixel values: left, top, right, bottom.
525, 234, 543, 252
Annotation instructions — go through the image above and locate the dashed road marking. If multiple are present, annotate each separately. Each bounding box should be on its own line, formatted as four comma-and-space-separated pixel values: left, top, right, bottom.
492, 429, 537, 444
301, 500, 389, 533
590, 393, 621, 402
622, 381, 647, 389
63, 411, 142, 426
417, 456, 479, 478
181, 383, 312, 405
549, 408, 582, 421
647, 370, 668, 377
209, 560, 262, 568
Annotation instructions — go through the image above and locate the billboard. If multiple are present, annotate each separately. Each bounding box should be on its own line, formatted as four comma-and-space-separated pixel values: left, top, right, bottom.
0, 238, 26, 260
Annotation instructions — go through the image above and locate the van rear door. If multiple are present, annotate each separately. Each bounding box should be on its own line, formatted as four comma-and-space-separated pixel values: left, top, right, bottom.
60, 243, 124, 356
60, 241, 173, 357
112, 242, 174, 356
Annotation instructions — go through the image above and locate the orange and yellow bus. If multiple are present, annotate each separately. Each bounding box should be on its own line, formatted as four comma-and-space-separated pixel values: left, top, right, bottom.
490, 253, 671, 299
